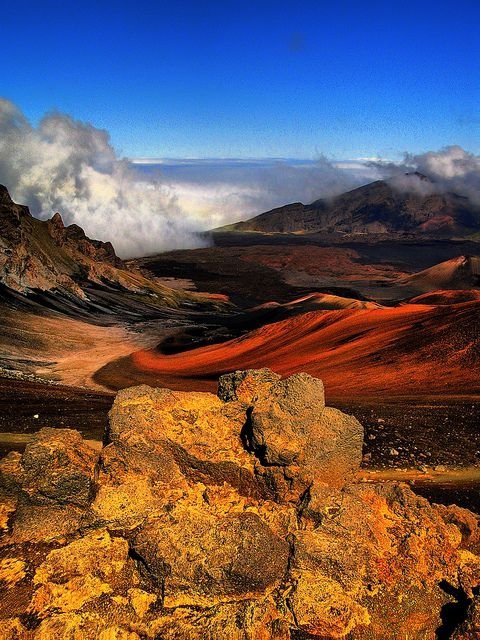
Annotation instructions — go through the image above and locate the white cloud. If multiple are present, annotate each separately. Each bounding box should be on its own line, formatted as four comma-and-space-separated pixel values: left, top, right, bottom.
134, 156, 374, 228
0, 99, 374, 256
369, 145, 480, 204
2, 99, 477, 258
0, 99, 372, 256
0, 99, 208, 257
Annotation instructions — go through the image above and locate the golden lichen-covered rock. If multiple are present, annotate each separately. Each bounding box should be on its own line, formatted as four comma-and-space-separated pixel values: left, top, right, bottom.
289, 481, 475, 638
29, 530, 134, 616
435, 502, 480, 552
289, 574, 371, 637
0, 428, 98, 507
33, 614, 142, 639
1, 370, 480, 639
0, 618, 30, 640
144, 597, 292, 640
0, 557, 26, 586
3, 502, 90, 545
131, 489, 291, 607
91, 476, 176, 528
217, 368, 281, 404
104, 384, 267, 500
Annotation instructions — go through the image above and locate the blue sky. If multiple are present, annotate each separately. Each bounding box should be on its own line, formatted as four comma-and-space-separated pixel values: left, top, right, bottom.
1, 0, 479, 159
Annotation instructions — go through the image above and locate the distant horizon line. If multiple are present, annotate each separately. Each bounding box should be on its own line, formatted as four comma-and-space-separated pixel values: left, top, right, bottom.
129, 156, 386, 165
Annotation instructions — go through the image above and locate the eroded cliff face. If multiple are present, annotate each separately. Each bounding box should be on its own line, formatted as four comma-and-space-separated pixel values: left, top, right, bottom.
0, 184, 120, 297
0, 185, 207, 310
1, 369, 480, 639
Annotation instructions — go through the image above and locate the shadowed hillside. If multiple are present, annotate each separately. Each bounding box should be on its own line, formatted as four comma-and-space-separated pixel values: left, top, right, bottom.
218, 175, 480, 238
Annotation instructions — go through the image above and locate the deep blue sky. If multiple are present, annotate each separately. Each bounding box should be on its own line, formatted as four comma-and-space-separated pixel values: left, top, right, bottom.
2, 0, 478, 159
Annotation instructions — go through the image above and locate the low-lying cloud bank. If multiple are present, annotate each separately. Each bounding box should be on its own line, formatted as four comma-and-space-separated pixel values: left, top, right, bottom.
0, 99, 369, 256
0, 98, 478, 257
131, 157, 377, 231
370, 146, 480, 205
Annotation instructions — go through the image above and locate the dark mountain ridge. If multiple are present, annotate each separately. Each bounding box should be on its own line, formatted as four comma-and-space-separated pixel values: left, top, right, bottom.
217, 174, 480, 237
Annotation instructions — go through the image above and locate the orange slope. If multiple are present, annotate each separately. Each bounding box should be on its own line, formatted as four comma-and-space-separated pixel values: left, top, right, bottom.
131, 299, 480, 399
410, 290, 480, 305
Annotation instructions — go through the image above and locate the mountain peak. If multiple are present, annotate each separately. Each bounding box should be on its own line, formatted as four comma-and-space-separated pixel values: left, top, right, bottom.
0, 184, 15, 205
50, 212, 65, 228
0, 186, 125, 295
404, 171, 431, 182
219, 176, 479, 237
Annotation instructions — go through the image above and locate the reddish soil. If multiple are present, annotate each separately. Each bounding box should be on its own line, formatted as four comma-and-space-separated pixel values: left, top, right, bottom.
112, 300, 480, 399
238, 245, 403, 282
410, 289, 480, 305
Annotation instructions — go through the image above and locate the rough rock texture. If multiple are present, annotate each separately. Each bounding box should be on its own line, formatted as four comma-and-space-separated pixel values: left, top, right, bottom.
1, 369, 480, 639
0, 185, 210, 312
0, 428, 97, 507
0, 184, 122, 297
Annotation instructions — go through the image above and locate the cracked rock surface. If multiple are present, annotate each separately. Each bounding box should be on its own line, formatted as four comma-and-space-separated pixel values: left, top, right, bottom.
1, 369, 480, 638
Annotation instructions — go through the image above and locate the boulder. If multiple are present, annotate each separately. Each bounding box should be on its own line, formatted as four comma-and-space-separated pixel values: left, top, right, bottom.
103, 384, 268, 501
29, 529, 133, 616
0, 428, 98, 507
290, 482, 475, 638
218, 368, 281, 404
244, 373, 363, 500
132, 504, 290, 607
1, 370, 480, 639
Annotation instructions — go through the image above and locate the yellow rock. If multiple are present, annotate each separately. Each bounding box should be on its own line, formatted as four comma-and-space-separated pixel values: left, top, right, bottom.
0, 557, 26, 585
290, 573, 371, 637
127, 588, 157, 618
33, 530, 128, 585
0, 497, 16, 533
98, 628, 141, 640
30, 574, 112, 614
0, 617, 30, 640
30, 530, 131, 615
33, 613, 141, 640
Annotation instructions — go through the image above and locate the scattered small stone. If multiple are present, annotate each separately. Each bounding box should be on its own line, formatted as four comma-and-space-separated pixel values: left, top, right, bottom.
389, 448, 399, 457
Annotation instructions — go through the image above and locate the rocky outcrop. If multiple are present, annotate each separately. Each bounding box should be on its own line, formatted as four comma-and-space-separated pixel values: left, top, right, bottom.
1, 369, 480, 638
0, 428, 97, 507
47, 212, 122, 267
0, 185, 207, 311
0, 184, 118, 296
